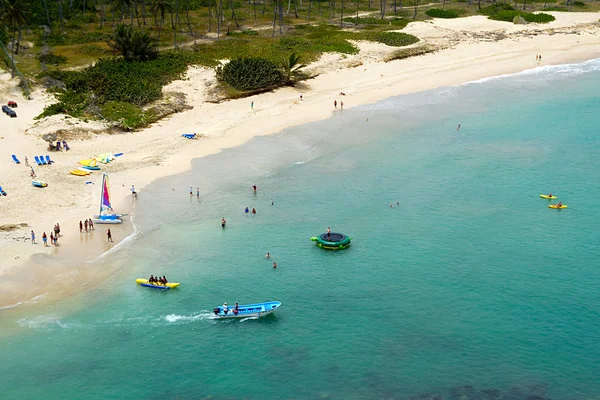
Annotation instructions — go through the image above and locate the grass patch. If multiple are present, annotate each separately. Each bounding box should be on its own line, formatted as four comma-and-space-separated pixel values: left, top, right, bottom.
425, 8, 461, 18
38, 52, 68, 66
100, 101, 157, 130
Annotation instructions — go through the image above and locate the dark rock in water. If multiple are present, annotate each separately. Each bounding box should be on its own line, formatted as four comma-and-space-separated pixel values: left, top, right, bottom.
480, 388, 503, 399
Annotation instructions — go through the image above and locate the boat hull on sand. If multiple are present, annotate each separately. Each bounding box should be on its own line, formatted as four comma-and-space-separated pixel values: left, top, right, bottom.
92, 216, 123, 224
212, 301, 281, 319
136, 279, 180, 289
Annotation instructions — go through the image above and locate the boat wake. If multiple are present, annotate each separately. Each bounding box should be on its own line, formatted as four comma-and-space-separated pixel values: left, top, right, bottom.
164, 312, 211, 324
17, 314, 80, 330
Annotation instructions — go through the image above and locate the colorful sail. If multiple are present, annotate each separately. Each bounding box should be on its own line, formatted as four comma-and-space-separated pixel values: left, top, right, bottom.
100, 173, 113, 213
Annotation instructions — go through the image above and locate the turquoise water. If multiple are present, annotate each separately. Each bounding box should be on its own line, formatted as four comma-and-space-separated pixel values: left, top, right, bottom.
2, 59, 600, 400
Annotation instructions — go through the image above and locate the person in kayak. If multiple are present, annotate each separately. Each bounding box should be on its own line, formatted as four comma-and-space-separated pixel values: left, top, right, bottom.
557, 202, 563, 207
548, 193, 553, 198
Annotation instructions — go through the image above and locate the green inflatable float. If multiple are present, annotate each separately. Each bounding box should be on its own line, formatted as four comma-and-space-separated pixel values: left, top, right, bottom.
310, 232, 352, 250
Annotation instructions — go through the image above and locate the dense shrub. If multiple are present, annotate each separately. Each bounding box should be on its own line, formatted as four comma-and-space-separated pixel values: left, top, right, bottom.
489, 10, 555, 23
572, 1, 585, 6
38, 52, 68, 66
217, 58, 284, 91
357, 32, 420, 47
479, 3, 515, 16
341, 17, 410, 27
523, 13, 555, 23
425, 8, 460, 18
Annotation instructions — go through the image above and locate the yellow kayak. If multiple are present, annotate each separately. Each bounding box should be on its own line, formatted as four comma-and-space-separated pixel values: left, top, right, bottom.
70, 169, 88, 176
540, 194, 557, 200
136, 278, 180, 290
548, 204, 567, 209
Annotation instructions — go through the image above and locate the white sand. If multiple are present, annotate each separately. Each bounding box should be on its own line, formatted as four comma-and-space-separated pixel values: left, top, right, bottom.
1, 13, 599, 307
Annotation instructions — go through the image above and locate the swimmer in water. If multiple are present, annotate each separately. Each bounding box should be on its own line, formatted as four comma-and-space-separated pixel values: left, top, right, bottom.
221, 217, 226, 228
273, 261, 277, 269
245, 207, 249, 213
396, 201, 399, 205
390, 204, 394, 208
265, 252, 271, 259
252, 208, 256, 214
457, 124, 461, 130
271, 198, 274, 205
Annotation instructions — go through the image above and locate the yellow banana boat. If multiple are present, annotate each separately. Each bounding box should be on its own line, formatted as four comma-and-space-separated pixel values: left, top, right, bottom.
540, 194, 557, 200
136, 279, 180, 290
548, 204, 567, 209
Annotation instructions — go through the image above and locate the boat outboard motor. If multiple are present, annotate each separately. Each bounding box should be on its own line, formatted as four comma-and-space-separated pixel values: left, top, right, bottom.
213, 307, 220, 315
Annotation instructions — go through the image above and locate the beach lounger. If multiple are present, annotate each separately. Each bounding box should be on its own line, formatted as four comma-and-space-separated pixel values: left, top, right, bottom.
182, 133, 196, 139
11, 154, 20, 164
40, 156, 47, 165
34, 156, 42, 165
45, 155, 53, 164
0, 186, 6, 196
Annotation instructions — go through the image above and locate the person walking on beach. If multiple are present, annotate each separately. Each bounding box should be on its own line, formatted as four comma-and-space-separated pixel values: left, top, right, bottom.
221, 217, 227, 228
189, 187, 193, 196
50, 233, 54, 245
53, 234, 59, 246
300, 93, 303, 101
340, 101, 344, 110
251, 101, 254, 110
84, 219, 89, 232
24, 156, 29, 167
42, 232, 48, 247
31, 230, 36, 244
131, 185, 137, 198
334, 100, 337, 109
196, 188, 200, 198
79, 220, 83, 233
107, 229, 113, 242
88, 219, 94, 231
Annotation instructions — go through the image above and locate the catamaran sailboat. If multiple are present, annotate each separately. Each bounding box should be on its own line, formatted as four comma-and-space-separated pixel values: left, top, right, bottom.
92, 173, 124, 224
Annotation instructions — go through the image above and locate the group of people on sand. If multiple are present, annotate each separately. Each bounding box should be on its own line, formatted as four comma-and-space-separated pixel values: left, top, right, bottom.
148, 275, 169, 285
79, 219, 95, 233
31, 223, 61, 247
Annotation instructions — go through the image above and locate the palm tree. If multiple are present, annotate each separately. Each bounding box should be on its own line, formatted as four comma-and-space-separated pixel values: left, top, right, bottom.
108, 23, 159, 61
2, 0, 28, 78
281, 53, 306, 84
150, 0, 171, 39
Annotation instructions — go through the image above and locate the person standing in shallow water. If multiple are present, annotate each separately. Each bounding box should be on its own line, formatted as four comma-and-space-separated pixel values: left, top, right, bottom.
79, 220, 83, 233
334, 100, 337, 108
221, 217, 226, 228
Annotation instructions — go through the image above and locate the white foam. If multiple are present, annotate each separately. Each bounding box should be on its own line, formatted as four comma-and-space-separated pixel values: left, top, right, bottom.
463, 57, 600, 86
164, 313, 208, 323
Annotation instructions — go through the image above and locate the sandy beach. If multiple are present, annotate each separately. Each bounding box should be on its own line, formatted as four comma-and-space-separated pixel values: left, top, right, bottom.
1, 12, 599, 309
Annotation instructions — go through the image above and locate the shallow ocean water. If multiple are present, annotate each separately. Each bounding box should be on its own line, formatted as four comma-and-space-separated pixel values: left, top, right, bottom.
1, 59, 600, 400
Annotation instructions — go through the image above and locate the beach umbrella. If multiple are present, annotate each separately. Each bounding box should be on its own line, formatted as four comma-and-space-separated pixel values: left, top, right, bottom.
42, 133, 57, 143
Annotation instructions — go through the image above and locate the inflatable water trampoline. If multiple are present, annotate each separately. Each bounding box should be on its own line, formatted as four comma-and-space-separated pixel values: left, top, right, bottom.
311, 232, 352, 250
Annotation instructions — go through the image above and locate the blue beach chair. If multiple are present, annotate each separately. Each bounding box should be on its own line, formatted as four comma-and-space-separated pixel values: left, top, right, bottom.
40, 156, 47, 165
34, 156, 42, 165
45, 155, 53, 164
182, 133, 196, 139
11, 154, 20, 164
0, 186, 6, 196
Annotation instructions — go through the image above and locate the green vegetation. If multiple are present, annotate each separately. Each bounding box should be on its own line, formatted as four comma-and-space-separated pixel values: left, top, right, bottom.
38, 52, 68, 66
480, 4, 555, 23
425, 8, 461, 19
217, 58, 284, 91
100, 101, 157, 130
108, 24, 159, 61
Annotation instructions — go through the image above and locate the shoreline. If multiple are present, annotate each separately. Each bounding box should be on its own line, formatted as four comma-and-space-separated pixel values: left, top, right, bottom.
1, 13, 600, 310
